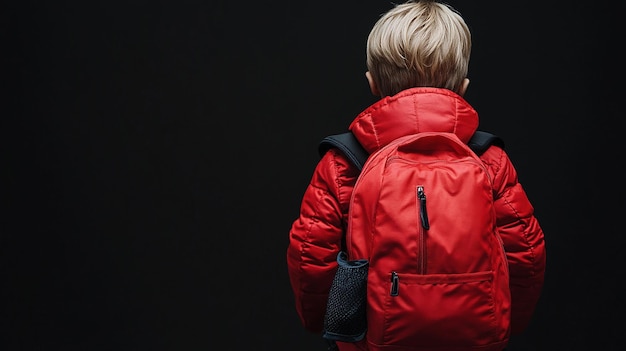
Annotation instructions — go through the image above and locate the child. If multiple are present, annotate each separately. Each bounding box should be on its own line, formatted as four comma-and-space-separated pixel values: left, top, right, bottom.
286, 1, 546, 350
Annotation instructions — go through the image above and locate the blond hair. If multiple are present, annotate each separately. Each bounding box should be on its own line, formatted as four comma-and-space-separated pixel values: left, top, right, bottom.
366, 0, 471, 96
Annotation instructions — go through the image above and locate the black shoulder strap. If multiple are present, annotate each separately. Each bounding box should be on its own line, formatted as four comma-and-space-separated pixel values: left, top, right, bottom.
318, 132, 369, 171
467, 130, 505, 156
318, 130, 504, 171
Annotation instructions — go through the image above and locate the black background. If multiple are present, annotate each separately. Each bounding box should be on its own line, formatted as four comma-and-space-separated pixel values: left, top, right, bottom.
3, 1, 624, 350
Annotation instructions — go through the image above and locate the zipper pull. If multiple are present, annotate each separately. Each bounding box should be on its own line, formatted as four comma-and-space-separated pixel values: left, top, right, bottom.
390, 271, 399, 296
417, 186, 430, 230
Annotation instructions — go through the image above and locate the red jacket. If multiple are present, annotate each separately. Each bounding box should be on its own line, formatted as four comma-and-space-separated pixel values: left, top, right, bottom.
286, 87, 546, 350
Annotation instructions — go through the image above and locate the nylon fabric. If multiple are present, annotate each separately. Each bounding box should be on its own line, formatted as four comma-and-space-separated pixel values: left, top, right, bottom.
346, 132, 511, 351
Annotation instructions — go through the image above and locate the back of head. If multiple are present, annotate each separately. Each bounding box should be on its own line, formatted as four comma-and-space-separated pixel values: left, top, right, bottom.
366, 0, 471, 97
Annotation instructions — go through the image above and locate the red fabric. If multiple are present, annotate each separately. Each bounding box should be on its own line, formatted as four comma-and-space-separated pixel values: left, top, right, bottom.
286, 88, 546, 348
345, 132, 510, 350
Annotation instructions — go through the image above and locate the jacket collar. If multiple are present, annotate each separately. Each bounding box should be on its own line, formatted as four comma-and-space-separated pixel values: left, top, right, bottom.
349, 87, 479, 154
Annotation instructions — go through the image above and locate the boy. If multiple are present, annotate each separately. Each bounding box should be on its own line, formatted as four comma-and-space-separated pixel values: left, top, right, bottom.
286, 1, 546, 350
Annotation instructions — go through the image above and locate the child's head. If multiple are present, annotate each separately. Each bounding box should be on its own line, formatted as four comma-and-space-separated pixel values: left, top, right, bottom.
365, 0, 471, 97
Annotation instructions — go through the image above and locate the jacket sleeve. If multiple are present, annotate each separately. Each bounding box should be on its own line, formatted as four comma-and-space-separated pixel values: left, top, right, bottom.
286, 149, 358, 333
483, 146, 547, 336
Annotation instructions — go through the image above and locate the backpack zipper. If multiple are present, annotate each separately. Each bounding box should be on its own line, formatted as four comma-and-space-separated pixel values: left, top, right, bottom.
390, 185, 428, 296
390, 271, 399, 296
417, 186, 430, 230
417, 186, 429, 274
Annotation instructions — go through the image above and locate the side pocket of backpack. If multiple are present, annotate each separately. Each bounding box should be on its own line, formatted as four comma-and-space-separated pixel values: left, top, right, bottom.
323, 251, 369, 343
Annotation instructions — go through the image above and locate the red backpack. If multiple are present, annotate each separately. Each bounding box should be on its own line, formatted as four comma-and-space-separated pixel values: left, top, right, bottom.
319, 131, 511, 351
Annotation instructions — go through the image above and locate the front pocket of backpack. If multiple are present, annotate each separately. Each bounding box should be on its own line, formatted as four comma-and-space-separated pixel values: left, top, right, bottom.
367, 270, 498, 348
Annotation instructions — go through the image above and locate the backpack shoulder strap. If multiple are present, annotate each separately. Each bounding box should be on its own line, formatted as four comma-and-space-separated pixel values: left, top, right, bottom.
318, 132, 368, 171
318, 130, 505, 170
467, 130, 505, 156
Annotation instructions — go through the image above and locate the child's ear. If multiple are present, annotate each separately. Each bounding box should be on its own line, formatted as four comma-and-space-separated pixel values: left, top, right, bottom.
458, 78, 470, 96
365, 71, 380, 97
